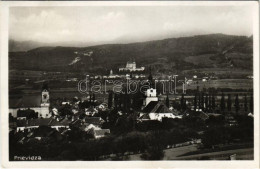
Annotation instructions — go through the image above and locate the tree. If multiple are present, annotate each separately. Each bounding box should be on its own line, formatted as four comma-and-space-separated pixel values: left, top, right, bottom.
202, 127, 226, 148
166, 94, 170, 108
141, 146, 164, 160
114, 93, 119, 110
148, 66, 154, 88
9, 113, 14, 122
183, 98, 187, 110
181, 94, 186, 111
227, 94, 232, 111
220, 92, 225, 113
212, 94, 216, 110
108, 91, 113, 109
89, 94, 92, 103
235, 94, 239, 114
244, 94, 248, 112
92, 93, 96, 102
250, 93, 253, 113
122, 87, 131, 114
205, 94, 209, 112
194, 93, 197, 110
132, 87, 144, 111
200, 92, 204, 110
140, 131, 165, 160
209, 94, 212, 112
198, 93, 201, 109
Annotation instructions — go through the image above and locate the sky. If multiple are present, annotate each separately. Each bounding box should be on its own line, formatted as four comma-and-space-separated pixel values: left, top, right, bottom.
9, 6, 254, 45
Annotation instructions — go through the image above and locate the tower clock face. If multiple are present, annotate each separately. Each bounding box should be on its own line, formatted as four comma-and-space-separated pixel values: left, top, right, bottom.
43, 94, 48, 99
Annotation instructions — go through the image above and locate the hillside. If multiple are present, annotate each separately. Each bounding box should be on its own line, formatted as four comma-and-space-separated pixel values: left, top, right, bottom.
8, 40, 53, 52
9, 34, 253, 75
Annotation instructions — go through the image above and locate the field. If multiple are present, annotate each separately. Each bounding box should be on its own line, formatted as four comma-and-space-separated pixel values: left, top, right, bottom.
183, 79, 253, 90
121, 144, 253, 160
184, 54, 221, 68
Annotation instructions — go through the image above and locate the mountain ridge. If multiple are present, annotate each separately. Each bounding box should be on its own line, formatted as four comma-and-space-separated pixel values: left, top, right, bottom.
9, 34, 253, 76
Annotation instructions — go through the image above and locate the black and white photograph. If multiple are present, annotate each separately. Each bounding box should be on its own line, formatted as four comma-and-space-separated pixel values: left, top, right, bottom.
0, 1, 259, 167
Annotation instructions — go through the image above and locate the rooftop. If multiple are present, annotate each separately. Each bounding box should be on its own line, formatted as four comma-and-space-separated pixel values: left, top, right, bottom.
84, 117, 104, 125
17, 118, 70, 127
94, 129, 110, 136
142, 101, 179, 115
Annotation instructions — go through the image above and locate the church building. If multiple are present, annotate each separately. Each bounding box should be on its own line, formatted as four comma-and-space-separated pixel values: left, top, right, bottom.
139, 88, 181, 121
119, 61, 145, 72
9, 84, 51, 118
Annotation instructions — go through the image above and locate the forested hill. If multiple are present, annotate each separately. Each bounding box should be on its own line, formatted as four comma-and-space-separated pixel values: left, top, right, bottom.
9, 34, 253, 74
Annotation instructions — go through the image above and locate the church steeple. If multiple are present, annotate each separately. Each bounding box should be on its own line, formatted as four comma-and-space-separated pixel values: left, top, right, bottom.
41, 82, 49, 103
42, 82, 49, 92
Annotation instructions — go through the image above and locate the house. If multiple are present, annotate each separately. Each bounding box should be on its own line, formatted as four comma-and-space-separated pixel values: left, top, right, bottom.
52, 108, 59, 115
70, 118, 83, 128
62, 101, 70, 105
196, 111, 209, 121
139, 101, 181, 122
186, 79, 193, 85
97, 103, 108, 110
248, 113, 254, 118
84, 117, 105, 127
93, 129, 110, 139
16, 118, 70, 132
225, 114, 238, 126
85, 107, 98, 116
80, 124, 101, 132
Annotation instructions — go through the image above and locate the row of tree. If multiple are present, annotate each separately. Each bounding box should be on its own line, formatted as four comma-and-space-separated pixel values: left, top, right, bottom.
107, 89, 144, 113
192, 92, 253, 114
10, 127, 197, 161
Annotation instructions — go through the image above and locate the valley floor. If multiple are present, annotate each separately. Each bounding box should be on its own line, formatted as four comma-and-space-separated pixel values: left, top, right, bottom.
122, 144, 253, 160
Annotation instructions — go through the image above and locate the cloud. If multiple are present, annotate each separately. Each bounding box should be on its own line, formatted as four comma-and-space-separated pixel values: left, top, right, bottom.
9, 6, 254, 44
163, 22, 174, 31
100, 11, 125, 22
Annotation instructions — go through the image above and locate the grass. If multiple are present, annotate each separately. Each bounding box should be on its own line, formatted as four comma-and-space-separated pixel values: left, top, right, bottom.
177, 142, 253, 157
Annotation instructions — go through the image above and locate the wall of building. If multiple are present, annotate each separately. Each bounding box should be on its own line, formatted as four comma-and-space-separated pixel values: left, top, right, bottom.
146, 88, 157, 97
9, 106, 50, 118
145, 97, 159, 106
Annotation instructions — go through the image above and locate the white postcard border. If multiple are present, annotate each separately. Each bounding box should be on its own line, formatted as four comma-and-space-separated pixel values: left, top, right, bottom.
0, 1, 259, 169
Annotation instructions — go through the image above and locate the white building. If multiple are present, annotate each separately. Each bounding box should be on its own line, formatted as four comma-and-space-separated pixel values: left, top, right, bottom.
139, 88, 181, 122
108, 69, 117, 79
144, 88, 158, 106
139, 100, 181, 122
119, 61, 145, 72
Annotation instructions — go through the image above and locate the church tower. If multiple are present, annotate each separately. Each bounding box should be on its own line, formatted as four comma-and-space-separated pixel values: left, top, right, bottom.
40, 83, 50, 118
144, 88, 158, 106
41, 83, 50, 108
41, 83, 49, 104
42, 89, 49, 103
